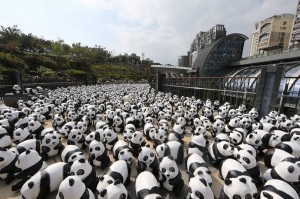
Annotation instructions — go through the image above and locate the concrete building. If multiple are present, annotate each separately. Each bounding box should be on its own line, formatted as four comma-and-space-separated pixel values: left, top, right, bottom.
249, 14, 294, 56
290, 0, 300, 49
178, 54, 189, 67
190, 25, 226, 67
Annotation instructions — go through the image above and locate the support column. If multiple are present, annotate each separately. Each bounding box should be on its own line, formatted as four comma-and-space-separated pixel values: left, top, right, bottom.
256, 64, 284, 118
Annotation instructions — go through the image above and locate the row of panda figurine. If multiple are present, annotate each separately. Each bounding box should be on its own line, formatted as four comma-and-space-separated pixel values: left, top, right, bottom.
3, 83, 299, 198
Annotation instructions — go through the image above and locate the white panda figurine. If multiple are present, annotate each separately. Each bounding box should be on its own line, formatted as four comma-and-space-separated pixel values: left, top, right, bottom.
112, 140, 132, 165
260, 179, 300, 199
244, 133, 262, 150
10, 139, 40, 155
153, 128, 168, 148
0, 147, 18, 184
269, 130, 292, 147
102, 127, 118, 151
137, 146, 159, 177
20, 162, 70, 199
67, 128, 87, 149
276, 141, 300, 158
211, 119, 225, 137
97, 179, 128, 199
188, 133, 207, 157
219, 158, 250, 180
185, 176, 214, 199
224, 117, 240, 134
143, 123, 157, 141
51, 114, 66, 131
70, 159, 98, 192
0, 126, 12, 148
229, 128, 247, 145
129, 131, 146, 157
136, 171, 162, 199
233, 143, 257, 159
57, 176, 95, 199
219, 175, 257, 199
158, 119, 169, 131
168, 124, 185, 144
41, 131, 64, 160
263, 159, 300, 185
104, 160, 131, 185
123, 128, 135, 142
113, 115, 124, 133
95, 175, 115, 198
159, 156, 184, 197
59, 121, 76, 138
12, 150, 47, 191
13, 127, 34, 144
156, 141, 184, 164
61, 145, 85, 165
186, 153, 212, 186
264, 148, 295, 168
85, 129, 103, 146
88, 140, 110, 169
207, 141, 234, 165
27, 119, 44, 139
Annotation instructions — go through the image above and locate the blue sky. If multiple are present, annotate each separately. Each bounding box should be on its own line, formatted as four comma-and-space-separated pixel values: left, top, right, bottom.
0, 0, 298, 65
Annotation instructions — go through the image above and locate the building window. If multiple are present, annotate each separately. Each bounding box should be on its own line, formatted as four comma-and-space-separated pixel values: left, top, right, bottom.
283, 21, 287, 25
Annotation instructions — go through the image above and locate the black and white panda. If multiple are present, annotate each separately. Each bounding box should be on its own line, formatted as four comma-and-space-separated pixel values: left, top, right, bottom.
269, 130, 292, 147
156, 141, 184, 164
27, 119, 44, 139
219, 175, 257, 199
95, 174, 115, 198
219, 158, 250, 181
88, 140, 110, 169
14, 117, 30, 128
186, 153, 212, 186
215, 133, 230, 143
276, 140, 300, 158
264, 148, 295, 168
70, 159, 98, 192
188, 133, 208, 157
129, 131, 146, 157
260, 179, 300, 199
102, 127, 118, 151
59, 121, 76, 138
113, 140, 132, 164
97, 180, 129, 199
25, 88, 37, 95
244, 133, 262, 150
57, 176, 95, 199
0, 147, 18, 184
137, 146, 159, 177
207, 141, 234, 165
19, 162, 70, 199
0, 126, 12, 148
135, 171, 162, 199
61, 145, 85, 165
67, 128, 87, 149
252, 122, 277, 132
153, 128, 168, 149
10, 139, 40, 155
113, 115, 124, 133
263, 159, 300, 185
168, 124, 185, 144
159, 156, 184, 197
229, 128, 247, 145
104, 160, 131, 185
186, 176, 214, 199
41, 131, 64, 160
143, 123, 157, 141
211, 119, 225, 137
13, 127, 33, 144
12, 150, 47, 191
233, 143, 257, 159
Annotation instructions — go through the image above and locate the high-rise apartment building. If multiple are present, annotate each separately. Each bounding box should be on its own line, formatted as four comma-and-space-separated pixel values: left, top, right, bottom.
249, 14, 294, 56
290, 0, 300, 49
190, 25, 226, 66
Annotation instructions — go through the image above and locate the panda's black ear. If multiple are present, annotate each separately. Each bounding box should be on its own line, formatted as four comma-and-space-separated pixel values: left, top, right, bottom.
26, 150, 31, 154
99, 176, 104, 181
199, 178, 207, 187
239, 177, 246, 184
168, 156, 174, 160
225, 179, 232, 185
288, 166, 294, 173
114, 179, 121, 185
158, 157, 163, 162
100, 189, 107, 197
28, 181, 34, 189
69, 178, 75, 186
247, 150, 253, 155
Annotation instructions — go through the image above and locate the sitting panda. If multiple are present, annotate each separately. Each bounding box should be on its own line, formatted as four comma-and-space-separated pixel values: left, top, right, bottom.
153, 128, 168, 149
13, 127, 33, 144
27, 119, 44, 139
67, 128, 87, 149
57, 176, 95, 199
95, 175, 115, 198
129, 131, 146, 157
186, 176, 214, 199
156, 141, 184, 165
207, 141, 234, 166
41, 131, 64, 160
159, 156, 184, 197
137, 146, 159, 177
168, 124, 185, 144
88, 140, 110, 169
12, 150, 47, 191
19, 162, 71, 199
188, 133, 208, 157
102, 127, 118, 151
112, 140, 132, 165
135, 171, 162, 199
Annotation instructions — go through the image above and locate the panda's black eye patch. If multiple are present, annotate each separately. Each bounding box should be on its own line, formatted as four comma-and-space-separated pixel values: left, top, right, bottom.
77, 169, 84, 175
89, 148, 93, 152
95, 147, 100, 151
243, 157, 250, 164
169, 167, 175, 172
72, 135, 76, 139
16, 133, 21, 136
150, 153, 154, 157
233, 195, 241, 199
223, 144, 228, 150
195, 191, 203, 199
108, 133, 111, 136
162, 168, 166, 173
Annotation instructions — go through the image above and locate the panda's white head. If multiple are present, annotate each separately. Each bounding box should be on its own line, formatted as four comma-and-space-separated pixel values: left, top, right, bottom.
272, 160, 300, 183
223, 175, 257, 199
68, 128, 83, 142
123, 128, 134, 142
42, 131, 61, 146
290, 114, 300, 124
113, 116, 123, 127
76, 121, 88, 134
239, 117, 252, 128
57, 176, 87, 199
59, 122, 75, 138
131, 131, 145, 145
159, 156, 179, 179
176, 117, 186, 126
193, 167, 212, 186
99, 180, 127, 199
268, 110, 278, 119
13, 127, 30, 143
245, 133, 262, 148
0, 147, 17, 167
217, 141, 234, 157
215, 134, 230, 143
187, 177, 214, 199
249, 109, 258, 119
102, 128, 117, 143
236, 150, 256, 170
193, 126, 207, 137
280, 119, 293, 131
96, 175, 115, 198
202, 120, 212, 131
118, 148, 132, 165
173, 124, 184, 135
15, 150, 45, 174
193, 118, 202, 127
276, 113, 287, 123
158, 120, 169, 131
155, 128, 168, 143
52, 114, 64, 126
27, 119, 41, 132
229, 128, 247, 145
67, 111, 78, 121
89, 140, 105, 156
70, 159, 92, 181
213, 119, 225, 132
144, 116, 154, 124
228, 109, 237, 119
138, 146, 156, 164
